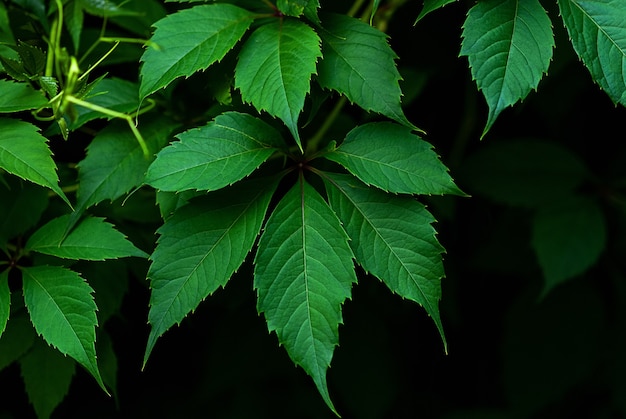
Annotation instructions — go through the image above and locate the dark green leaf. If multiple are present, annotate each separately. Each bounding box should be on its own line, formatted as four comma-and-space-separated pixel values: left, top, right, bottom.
558, 0, 626, 105
21, 265, 105, 392
0, 177, 48, 245
25, 215, 149, 260
140, 4, 254, 99
0, 118, 71, 207
235, 19, 322, 151
254, 176, 356, 414
531, 195, 606, 297
323, 173, 447, 350
20, 339, 76, 419
0, 79, 48, 112
0, 269, 9, 338
317, 13, 416, 130
0, 311, 37, 371
145, 177, 279, 364
415, 0, 458, 23
460, 0, 554, 137
146, 112, 283, 192
325, 122, 462, 195
79, 260, 129, 324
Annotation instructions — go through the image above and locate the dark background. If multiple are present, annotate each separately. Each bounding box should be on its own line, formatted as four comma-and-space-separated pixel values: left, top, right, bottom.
2, 1, 626, 418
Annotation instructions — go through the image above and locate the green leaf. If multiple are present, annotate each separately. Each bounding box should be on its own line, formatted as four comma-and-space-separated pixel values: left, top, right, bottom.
0, 311, 37, 371
0, 79, 48, 112
277, 0, 308, 17
20, 339, 76, 419
323, 173, 447, 350
254, 176, 357, 415
140, 4, 254, 99
80, 0, 140, 17
531, 195, 606, 297
324, 122, 462, 195
21, 265, 105, 392
25, 215, 149, 260
145, 177, 279, 365
415, 0, 458, 23
69, 78, 141, 130
0, 269, 9, 338
460, 0, 554, 138
146, 112, 283, 192
303, 0, 321, 25
459, 139, 591, 208
71, 116, 177, 223
0, 177, 48, 245
235, 19, 321, 151
0, 118, 71, 207
65, 0, 84, 52
558, 0, 626, 105
317, 13, 416, 131
156, 190, 203, 220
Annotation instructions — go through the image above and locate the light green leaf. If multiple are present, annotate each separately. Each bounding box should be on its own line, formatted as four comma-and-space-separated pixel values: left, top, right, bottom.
558, 0, 626, 105
25, 215, 149, 260
531, 195, 606, 298
304, 0, 321, 25
0, 177, 48, 246
145, 177, 278, 365
323, 173, 447, 350
324, 122, 462, 195
21, 265, 105, 392
20, 339, 76, 419
0, 118, 71, 207
0, 269, 9, 338
146, 112, 283, 192
254, 176, 356, 415
235, 19, 321, 151
277, 0, 307, 17
317, 13, 416, 131
0, 79, 48, 112
70, 116, 177, 228
0, 311, 37, 371
140, 4, 254, 99
459, 138, 591, 208
460, 0, 554, 138
415, 0, 458, 24
70, 78, 141, 130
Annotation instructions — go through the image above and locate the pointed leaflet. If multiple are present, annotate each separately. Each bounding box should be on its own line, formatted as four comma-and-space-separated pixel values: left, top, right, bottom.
235, 19, 321, 151
531, 195, 606, 298
20, 339, 76, 419
0, 269, 8, 338
69, 116, 177, 230
317, 13, 416, 130
25, 215, 148, 260
558, 0, 626, 105
0, 118, 71, 207
0, 80, 47, 112
140, 4, 254, 99
146, 112, 283, 192
254, 176, 357, 414
323, 173, 447, 349
415, 0, 458, 23
21, 265, 105, 391
324, 122, 462, 195
460, 0, 554, 138
145, 177, 278, 365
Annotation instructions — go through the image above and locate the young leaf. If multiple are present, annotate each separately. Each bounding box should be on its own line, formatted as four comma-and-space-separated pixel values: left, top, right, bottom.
277, 0, 308, 17
324, 122, 462, 195
146, 112, 283, 192
21, 265, 106, 392
235, 19, 322, 151
145, 177, 279, 365
415, 0, 458, 24
25, 215, 149, 260
558, 0, 626, 105
70, 116, 177, 226
460, 0, 554, 138
317, 13, 416, 131
323, 173, 447, 350
139, 4, 254, 99
0, 177, 48, 246
0, 118, 71, 207
531, 195, 606, 298
19, 339, 76, 419
0, 269, 9, 338
254, 176, 357, 415
0, 80, 48, 112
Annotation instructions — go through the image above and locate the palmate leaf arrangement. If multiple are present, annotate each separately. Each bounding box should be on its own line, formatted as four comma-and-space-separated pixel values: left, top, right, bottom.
0, 0, 624, 416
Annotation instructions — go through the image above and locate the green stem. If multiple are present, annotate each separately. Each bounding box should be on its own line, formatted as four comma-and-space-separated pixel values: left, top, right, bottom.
347, 0, 367, 17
